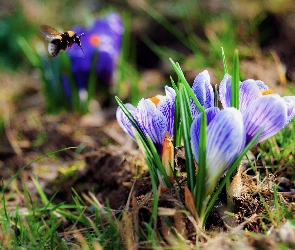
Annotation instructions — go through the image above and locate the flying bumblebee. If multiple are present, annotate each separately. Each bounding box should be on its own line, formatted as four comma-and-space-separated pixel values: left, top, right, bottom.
40, 25, 84, 58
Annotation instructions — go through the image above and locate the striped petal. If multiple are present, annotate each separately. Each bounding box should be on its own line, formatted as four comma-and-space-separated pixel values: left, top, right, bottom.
243, 95, 287, 144
191, 108, 245, 196
164, 85, 176, 100
136, 99, 167, 149
191, 70, 214, 117
219, 75, 265, 112
157, 86, 176, 137
219, 73, 232, 108
256, 80, 269, 91
239, 80, 263, 113
206, 108, 245, 195
116, 104, 136, 139
283, 96, 295, 123
190, 107, 220, 161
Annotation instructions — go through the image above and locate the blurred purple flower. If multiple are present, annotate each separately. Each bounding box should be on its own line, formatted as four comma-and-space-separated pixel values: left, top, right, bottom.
65, 13, 124, 92
116, 86, 176, 155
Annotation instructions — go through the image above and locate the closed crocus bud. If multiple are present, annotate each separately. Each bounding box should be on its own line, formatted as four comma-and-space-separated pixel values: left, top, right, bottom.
191, 107, 246, 197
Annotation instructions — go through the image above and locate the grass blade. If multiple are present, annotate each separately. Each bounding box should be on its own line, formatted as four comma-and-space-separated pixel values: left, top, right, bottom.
231, 49, 240, 109
221, 47, 228, 74
169, 58, 204, 113
195, 111, 207, 214
178, 83, 195, 191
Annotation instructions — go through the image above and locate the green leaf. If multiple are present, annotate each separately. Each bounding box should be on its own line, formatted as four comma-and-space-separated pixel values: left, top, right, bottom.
221, 47, 228, 74
146, 135, 171, 187
169, 58, 204, 113
171, 78, 182, 147
17, 36, 41, 68
178, 83, 195, 191
195, 111, 207, 214
40, 56, 60, 113
231, 49, 240, 109
132, 128, 159, 190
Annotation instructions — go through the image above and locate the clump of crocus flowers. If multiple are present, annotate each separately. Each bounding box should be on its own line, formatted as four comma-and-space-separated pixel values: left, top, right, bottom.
116, 60, 295, 226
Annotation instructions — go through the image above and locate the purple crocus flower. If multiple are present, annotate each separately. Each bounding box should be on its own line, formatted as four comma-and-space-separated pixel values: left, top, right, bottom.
191, 107, 246, 196
116, 86, 176, 157
191, 70, 295, 144
65, 13, 124, 93
190, 70, 214, 118
219, 74, 295, 144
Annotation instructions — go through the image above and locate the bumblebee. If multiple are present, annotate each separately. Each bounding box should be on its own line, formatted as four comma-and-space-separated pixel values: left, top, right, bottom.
40, 25, 84, 57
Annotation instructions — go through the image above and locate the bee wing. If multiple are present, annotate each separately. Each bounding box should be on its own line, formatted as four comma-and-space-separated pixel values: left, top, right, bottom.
40, 25, 62, 40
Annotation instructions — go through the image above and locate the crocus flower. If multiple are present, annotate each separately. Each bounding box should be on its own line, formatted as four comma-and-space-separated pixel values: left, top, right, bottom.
191, 70, 295, 144
190, 70, 214, 118
191, 107, 246, 197
219, 74, 295, 144
65, 13, 124, 98
116, 86, 176, 175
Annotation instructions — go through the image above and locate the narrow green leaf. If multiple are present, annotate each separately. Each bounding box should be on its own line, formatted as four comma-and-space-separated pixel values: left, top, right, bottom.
231, 49, 240, 109
43, 57, 62, 112
169, 58, 204, 113
195, 111, 207, 214
132, 128, 159, 188
32, 175, 50, 205
52, 56, 68, 110
146, 135, 172, 187
179, 83, 195, 191
54, 208, 82, 222
40, 57, 59, 113
221, 47, 228, 74
171, 77, 181, 147
17, 36, 41, 68
282, 140, 295, 158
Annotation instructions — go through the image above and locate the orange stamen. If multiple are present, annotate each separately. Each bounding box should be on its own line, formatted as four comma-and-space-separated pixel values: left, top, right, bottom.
149, 96, 161, 106
261, 89, 274, 96
89, 35, 101, 46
